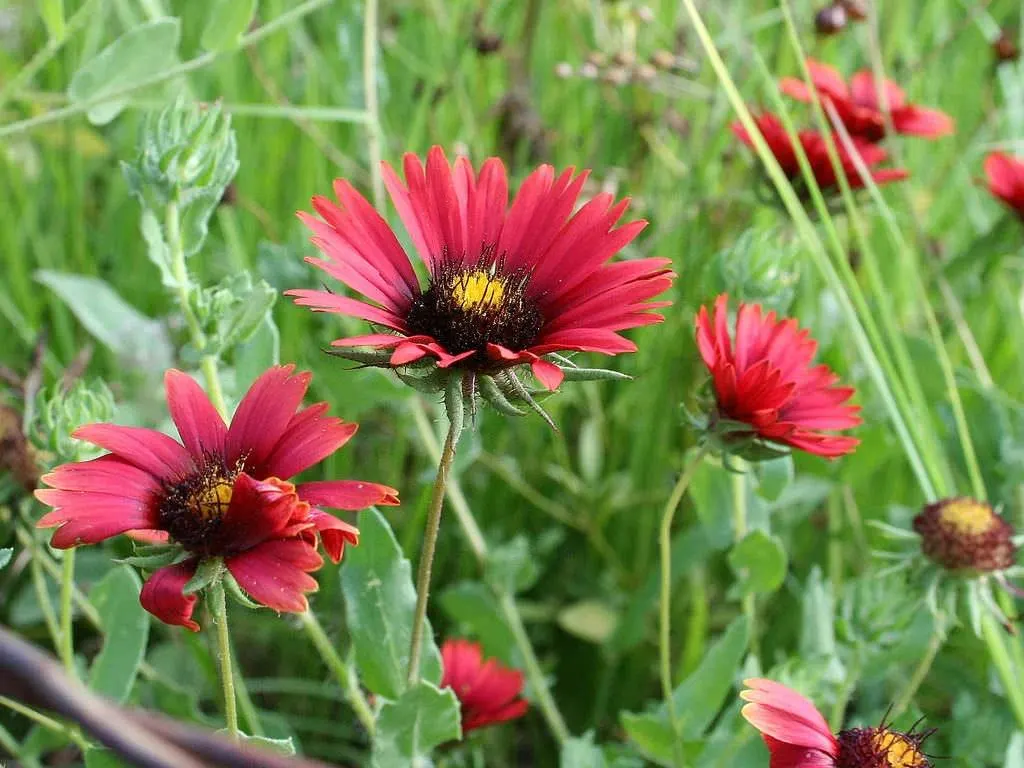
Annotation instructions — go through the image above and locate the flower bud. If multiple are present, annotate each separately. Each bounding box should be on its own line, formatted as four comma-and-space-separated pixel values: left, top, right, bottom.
839, 0, 868, 21
36, 380, 115, 463
913, 497, 1016, 573
994, 29, 1020, 64
554, 62, 574, 79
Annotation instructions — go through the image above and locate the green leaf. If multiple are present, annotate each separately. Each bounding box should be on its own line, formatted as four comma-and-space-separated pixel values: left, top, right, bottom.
340, 508, 443, 699
618, 713, 674, 767
799, 567, 836, 658
688, 459, 736, 550
439, 582, 516, 662
561, 734, 608, 767
217, 730, 296, 756
557, 600, 619, 645
35, 270, 173, 373
88, 566, 150, 703
67, 18, 182, 125
40, 0, 66, 41
201, 0, 258, 51
234, 315, 280, 389
85, 749, 130, 768
372, 681, 461, 768
0, 548, 11, 570
486, 535, 538, 595
754, 455, 793, 502
139, 209, 177, 289
727, 531, 788, 597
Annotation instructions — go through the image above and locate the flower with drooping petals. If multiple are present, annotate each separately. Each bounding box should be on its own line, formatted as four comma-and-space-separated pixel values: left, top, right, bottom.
780, 59, 954, 142
984, 152, 1024, 220
440, 639, 528, 733
695, 294, 861, 459
732, 114, 908, 196
287, 146, 674, 400
36, 366, 399, 631
741, 678, 934, 768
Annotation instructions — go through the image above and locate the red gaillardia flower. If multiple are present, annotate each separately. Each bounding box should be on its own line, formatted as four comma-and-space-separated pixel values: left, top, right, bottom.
695, 294, 861, 459
732, 114, 908, 195
35, 366, 399, 631
780, 59, 954, 142
440, 639, 528, 733
984, 152, 1024, 220
287, 146, 674, 399
741, 678, 934, 768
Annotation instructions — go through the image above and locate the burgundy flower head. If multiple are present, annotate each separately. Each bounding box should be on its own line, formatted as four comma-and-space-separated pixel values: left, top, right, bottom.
440, 639, 528, 733
287, 146, 674, 393
732, 113, 908, 195
780, 58, 954, 142
696, 294, 861, 459
984, 152, 1024, 220
36, 366, 399, 631
741, 678, 934, 768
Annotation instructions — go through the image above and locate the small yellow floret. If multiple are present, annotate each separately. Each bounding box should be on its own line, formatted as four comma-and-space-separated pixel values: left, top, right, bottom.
939, 498, 995, 536
193, 480, 233, 520
452, 271, 505, 312
872, 730, 926, 768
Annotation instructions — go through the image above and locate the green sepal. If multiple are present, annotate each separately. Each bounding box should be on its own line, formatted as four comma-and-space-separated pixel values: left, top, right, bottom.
222, 568, 262, 610
478, 374, 526, 417
557, 366, 632, 382
394, 364, 450, 394
183, 557, 224, 594
115, 548, 186, 569
499, 372, 557, 431
325, 346, 396, 366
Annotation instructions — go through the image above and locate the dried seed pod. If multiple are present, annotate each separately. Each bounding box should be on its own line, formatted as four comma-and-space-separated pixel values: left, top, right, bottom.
650, 49, 677, 70
612, 50, 636, 67
994, 29, 1020, 64
814, 3, 847, 35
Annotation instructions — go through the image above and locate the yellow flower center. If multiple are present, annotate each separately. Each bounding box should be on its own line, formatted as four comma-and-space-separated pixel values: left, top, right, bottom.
938, 498, 995, 536
871, 730, 926, 768
191, 480, 234, 521
451, 270, 506, 312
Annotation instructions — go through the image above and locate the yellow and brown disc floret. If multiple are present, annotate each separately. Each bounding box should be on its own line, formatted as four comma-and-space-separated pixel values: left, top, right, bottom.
837, 726, 932, 768
913, 496, 1016, 573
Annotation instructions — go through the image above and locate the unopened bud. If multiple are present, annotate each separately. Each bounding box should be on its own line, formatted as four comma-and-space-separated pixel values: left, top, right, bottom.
611, 50, 636, 68
586, 51, 608, 68
602, 67, 630, 87
814, 3, 847, 35
36, 380, 115, 463
994, 30, 1020, 64
633, 64, 658, 83
650, 49, 678, 70
579, 62, 600, 79
554, 62, 575, 79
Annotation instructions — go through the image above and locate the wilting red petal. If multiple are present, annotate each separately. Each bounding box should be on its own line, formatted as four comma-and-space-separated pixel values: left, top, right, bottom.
72, 423, 193, 480
140, 561, 200, 632
164, 369, 227, 460
298, 480, 400, 510
304, 509, 360, 563
226, 539, 323, 613
441, 639, 528, 733
696, 295, 859, 458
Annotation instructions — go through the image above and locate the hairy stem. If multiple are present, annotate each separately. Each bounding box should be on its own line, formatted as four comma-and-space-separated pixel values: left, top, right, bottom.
209, 583, 239, 739
406, 417, 460, 685
301, 612, 376, 735
659, 445, 710, 764
59, 550, 76, 675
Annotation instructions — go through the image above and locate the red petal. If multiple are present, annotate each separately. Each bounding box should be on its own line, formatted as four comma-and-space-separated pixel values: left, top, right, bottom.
285, 289, 408, 331
891, 106, 954, 138
804, 58, 850, 99
72, 424, 193, 480
298, 480, 400, 510
531, 358, 564, 391
219, 474, 310, 552
259, 404, 358, 480
226, 539, 323, 613
36, 490, 159, 548
226, 365, 310, 471
140, 561, 200, 632
761, 735, 838, 768
164, 369, 227, 460
740, 681, 837, 755
305, 509, 360, 563
849, 70, 905, 110
41, 455, 161, 497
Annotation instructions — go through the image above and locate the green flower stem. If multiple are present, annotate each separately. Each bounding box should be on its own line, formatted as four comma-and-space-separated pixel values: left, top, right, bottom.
497, 592, 571, 745
658, 445, 710, 764
406, 415, 461, 685
200, 354, 229, 421
300, 611, 376, 736
362, 0, 384, 210
981, 614, 1024, 731
59, 549, 76, 675
30, 555, 61, 652
731, 463, 758, 661
891, 623, 944, 718
209, 582, 239, 740
165, 201, 207, 351
0, 696, 90, 753
409, 400, 570, 744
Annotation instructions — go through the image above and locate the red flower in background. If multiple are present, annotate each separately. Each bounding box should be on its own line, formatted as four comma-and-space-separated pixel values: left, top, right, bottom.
732, 114, 908, 194
440, 639, 528, 733
984, 152, 1024, 220
696, 294, 861, 459
741, 678, 933, 768
780, 58, 954, 142
36, 366, 399, 631
288, 146, 674, 392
